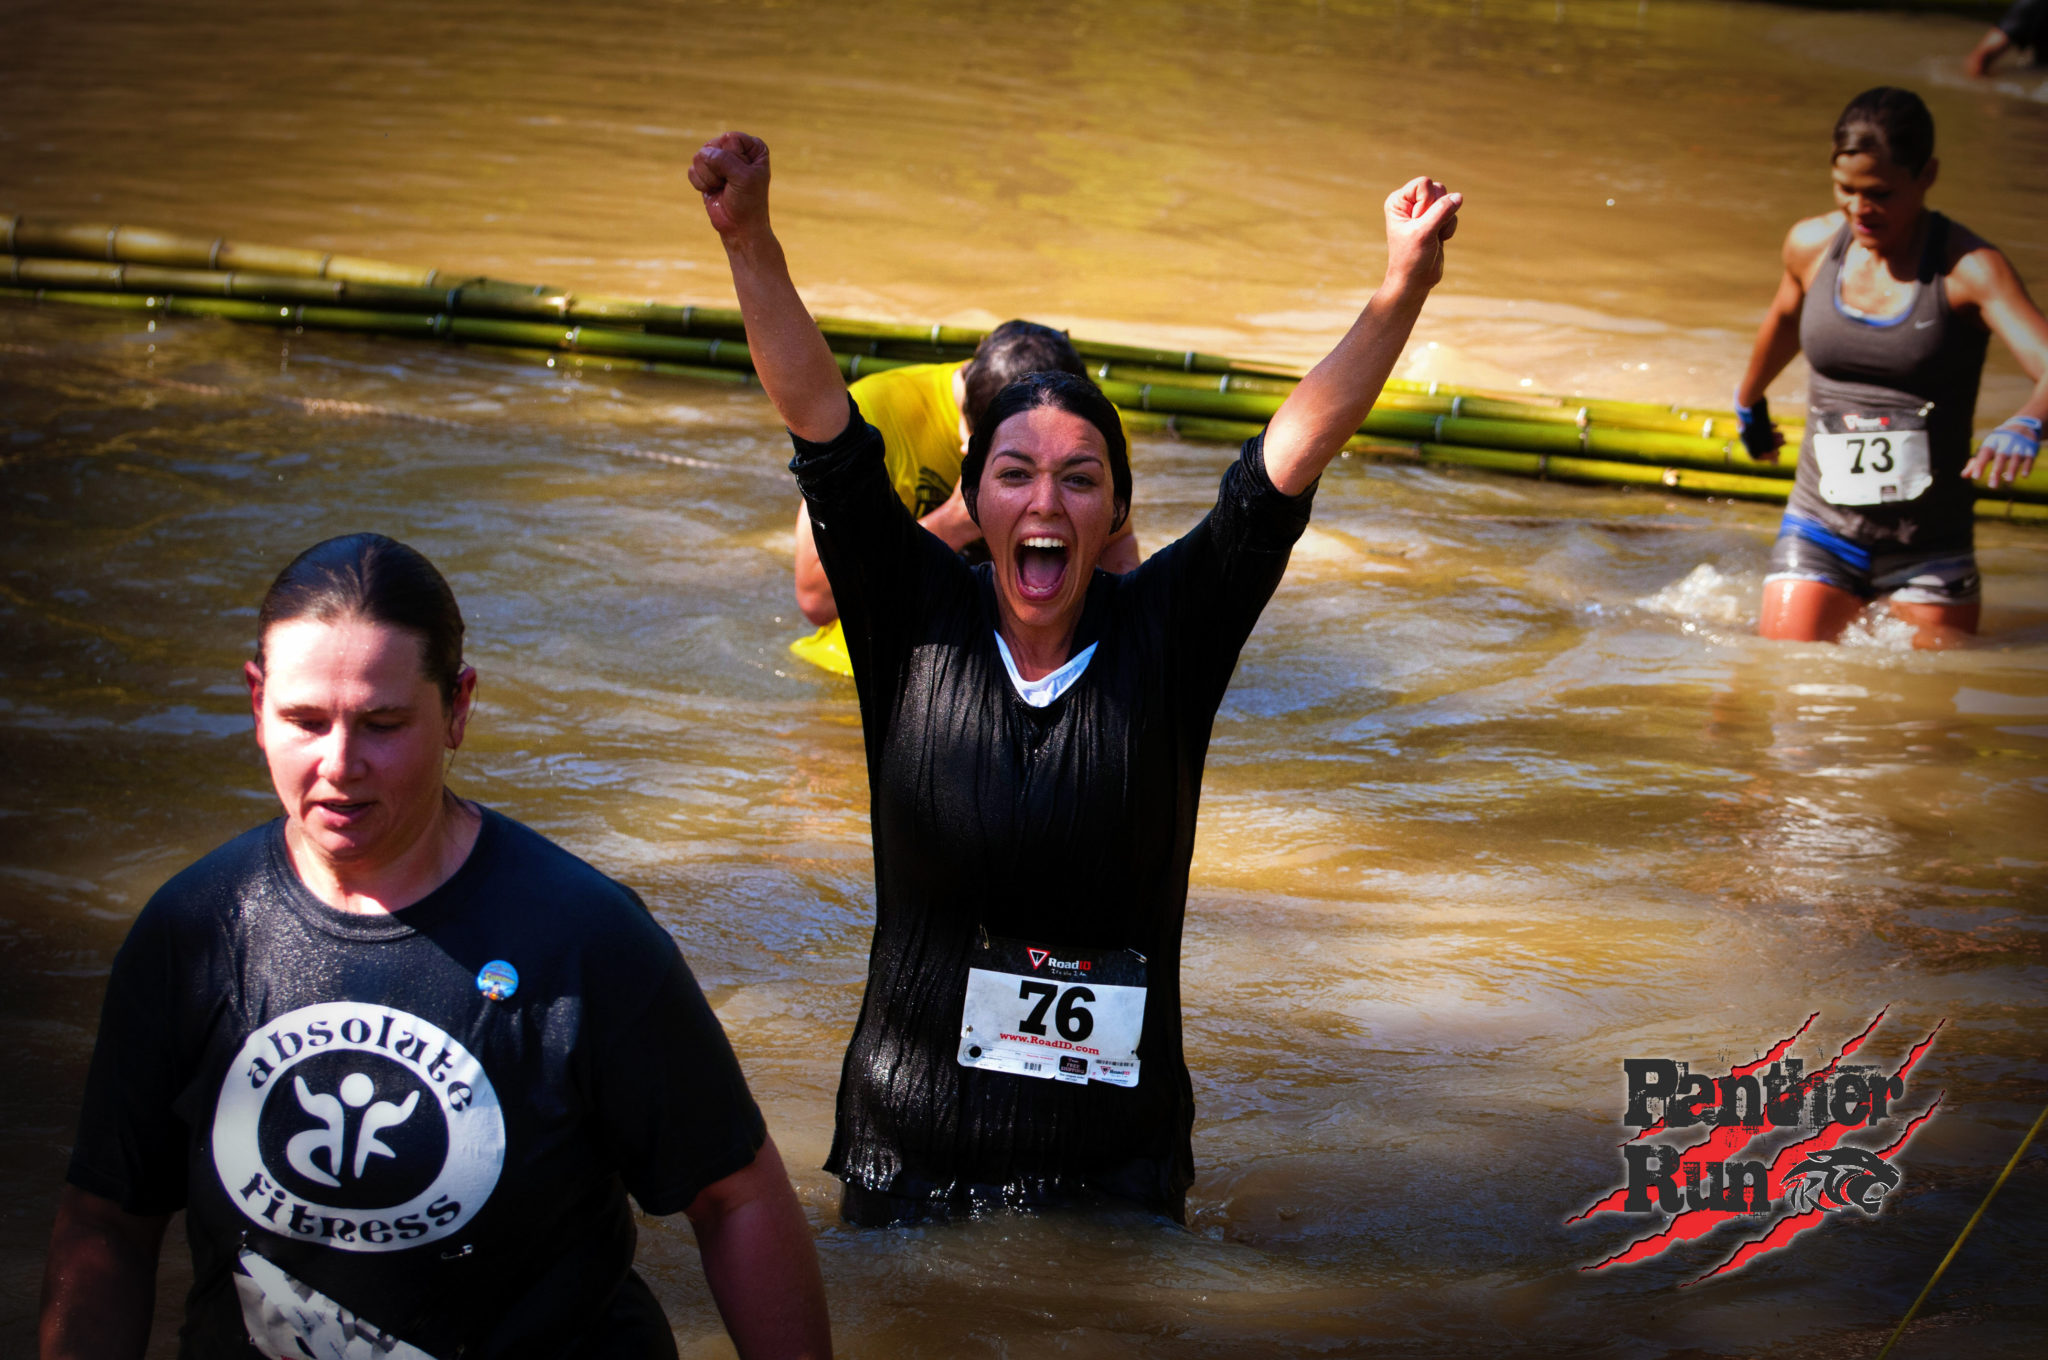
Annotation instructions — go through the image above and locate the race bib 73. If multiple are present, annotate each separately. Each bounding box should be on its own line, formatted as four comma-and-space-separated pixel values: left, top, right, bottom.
1810, 409, 1933, 506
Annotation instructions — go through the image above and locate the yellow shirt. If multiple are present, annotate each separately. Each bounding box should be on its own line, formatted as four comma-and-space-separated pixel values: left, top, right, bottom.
793, 362, 965, 679
851, 360, 968, 520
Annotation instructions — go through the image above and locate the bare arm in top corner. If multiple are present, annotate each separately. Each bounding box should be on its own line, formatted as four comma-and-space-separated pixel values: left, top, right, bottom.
1262, 177, 1462, 497
1965, 24, 2014, 77
690, 133, 849, 445
39, 1185, 168, 1360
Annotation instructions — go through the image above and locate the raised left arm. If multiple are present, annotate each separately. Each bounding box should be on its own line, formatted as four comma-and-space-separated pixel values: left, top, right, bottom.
1263, 177, 1462, 497
685, 1136, 832, 1360
1956, 245, 2048, 489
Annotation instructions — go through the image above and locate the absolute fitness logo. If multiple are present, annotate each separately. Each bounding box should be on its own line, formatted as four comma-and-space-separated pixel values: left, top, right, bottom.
1568, 1009, 1941, 1281
213, 1002, 505, 1252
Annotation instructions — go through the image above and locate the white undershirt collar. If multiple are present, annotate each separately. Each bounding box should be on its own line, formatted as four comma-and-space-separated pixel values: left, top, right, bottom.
993, 632, 1098, 707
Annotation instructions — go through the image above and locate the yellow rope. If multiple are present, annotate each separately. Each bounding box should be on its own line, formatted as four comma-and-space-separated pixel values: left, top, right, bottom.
1874, 1101, 2048, 1360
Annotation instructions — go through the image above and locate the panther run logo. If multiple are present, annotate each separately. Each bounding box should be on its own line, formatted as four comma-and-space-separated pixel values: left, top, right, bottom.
1568, 1008, 1942, 1282
213, 1001, 505, 1253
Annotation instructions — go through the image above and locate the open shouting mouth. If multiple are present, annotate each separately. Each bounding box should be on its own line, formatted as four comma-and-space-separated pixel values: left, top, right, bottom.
1016, 535, 1069, 602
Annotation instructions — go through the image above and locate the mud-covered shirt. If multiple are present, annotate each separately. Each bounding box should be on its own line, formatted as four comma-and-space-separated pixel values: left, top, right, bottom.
793, 398, 1313, 1206
67, 807, 766, 1359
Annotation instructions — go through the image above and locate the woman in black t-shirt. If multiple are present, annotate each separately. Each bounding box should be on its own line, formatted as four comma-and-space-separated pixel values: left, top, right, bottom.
43, 534, 831, 1359
690, 131, 1461, 1226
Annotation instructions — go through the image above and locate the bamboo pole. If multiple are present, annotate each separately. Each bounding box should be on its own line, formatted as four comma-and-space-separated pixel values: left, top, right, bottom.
3, 217, 443, 287
1094, 359, 1810, 445
0, 217, 1263, 371
1118, 407, 2048, 523
1095, 376, 1829, 482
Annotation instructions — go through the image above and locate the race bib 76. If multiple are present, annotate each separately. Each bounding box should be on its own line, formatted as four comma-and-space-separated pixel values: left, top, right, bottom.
958, 934, 1146, 1088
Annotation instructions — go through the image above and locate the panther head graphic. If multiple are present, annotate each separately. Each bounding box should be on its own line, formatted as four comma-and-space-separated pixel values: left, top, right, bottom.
1783, 1147, 1901, 1216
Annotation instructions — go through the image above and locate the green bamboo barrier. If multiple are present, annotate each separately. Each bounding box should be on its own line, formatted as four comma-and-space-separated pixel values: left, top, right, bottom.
9, 278, 2046, 509
0, 258, 1822, 485
6, 213, 2045, 514
13, 280, 2041, 522
1, 239, 1766, 441
0, 217, 1785, 436
0, 215, 1820, 423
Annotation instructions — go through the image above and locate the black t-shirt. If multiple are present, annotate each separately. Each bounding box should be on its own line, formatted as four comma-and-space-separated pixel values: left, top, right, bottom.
793, 400, 1314, 1208
68, 807, 766, 1359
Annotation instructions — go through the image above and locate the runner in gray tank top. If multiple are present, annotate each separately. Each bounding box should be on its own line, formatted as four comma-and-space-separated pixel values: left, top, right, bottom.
1733, 86, 2048, 648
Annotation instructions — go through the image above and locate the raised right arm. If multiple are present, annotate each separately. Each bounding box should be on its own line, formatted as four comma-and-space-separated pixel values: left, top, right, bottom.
689, 133, 850, 443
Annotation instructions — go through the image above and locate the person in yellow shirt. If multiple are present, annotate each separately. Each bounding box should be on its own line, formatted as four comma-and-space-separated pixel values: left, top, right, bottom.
790, 322, 1140, 675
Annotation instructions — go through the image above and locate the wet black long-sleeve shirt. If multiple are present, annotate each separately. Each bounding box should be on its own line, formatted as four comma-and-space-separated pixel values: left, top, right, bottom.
792, 399, 1314, 1208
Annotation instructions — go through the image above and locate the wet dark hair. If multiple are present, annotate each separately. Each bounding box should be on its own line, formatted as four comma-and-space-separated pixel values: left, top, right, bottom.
254, 533, 466, 708
960, 320, 1089, 432
960, 371, 1131, 533
1832, 87, 1935, 177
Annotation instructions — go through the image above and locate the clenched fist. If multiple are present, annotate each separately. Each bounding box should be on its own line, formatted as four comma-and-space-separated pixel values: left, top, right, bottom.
690, 131, 773, 243
1384, 177, 1462, 297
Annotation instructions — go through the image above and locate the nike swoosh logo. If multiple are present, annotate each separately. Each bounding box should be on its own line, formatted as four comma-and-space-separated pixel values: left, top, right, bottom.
1914, 320, 1936, 329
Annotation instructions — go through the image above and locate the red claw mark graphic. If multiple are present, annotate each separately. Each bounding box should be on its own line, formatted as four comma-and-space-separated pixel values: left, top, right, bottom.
1573, 1010, 1941, 1280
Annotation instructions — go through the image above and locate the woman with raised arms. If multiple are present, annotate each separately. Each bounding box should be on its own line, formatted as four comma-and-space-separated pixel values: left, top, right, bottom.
690, 131, 1460, 1226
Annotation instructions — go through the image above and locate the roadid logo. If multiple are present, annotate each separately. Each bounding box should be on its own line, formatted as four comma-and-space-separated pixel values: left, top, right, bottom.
1568, 1008, 1940, 1282
213, 1001, 504, 1252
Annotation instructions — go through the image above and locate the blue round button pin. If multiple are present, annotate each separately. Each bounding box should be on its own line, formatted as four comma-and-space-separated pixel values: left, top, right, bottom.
476, 959, 519, 1002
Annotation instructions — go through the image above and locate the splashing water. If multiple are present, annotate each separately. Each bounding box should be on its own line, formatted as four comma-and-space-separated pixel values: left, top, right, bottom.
1838, 605, 1929, 653
1635, 562, 1758, 631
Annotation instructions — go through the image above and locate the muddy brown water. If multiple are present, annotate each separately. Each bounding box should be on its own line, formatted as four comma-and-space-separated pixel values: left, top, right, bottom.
3, 2, 2045, 1356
